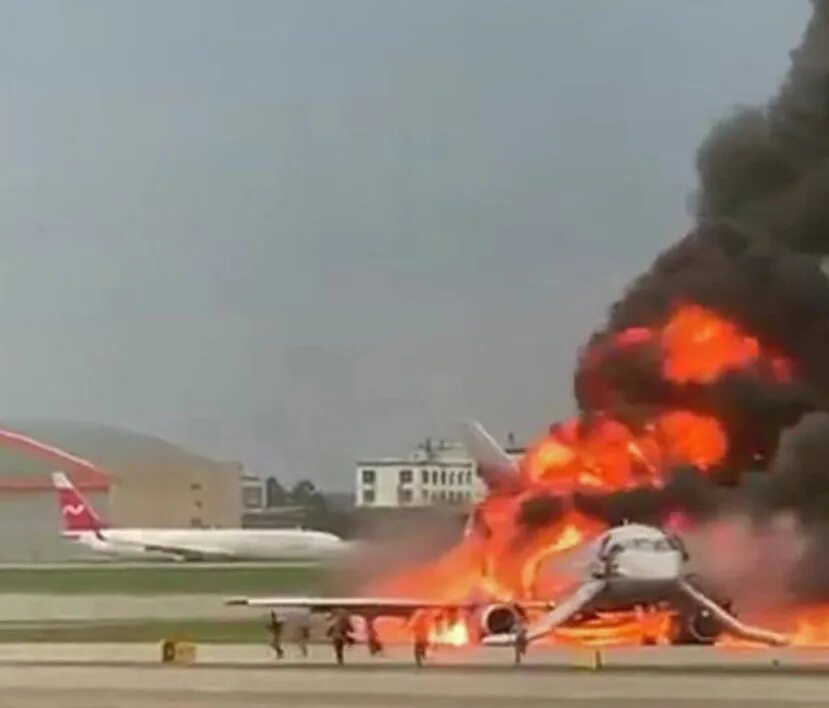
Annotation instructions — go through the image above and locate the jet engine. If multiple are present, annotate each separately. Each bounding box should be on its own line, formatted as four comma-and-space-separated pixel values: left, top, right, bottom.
671, 577, 734, 645
669, 607, 721, 645
480, 604, 526, 636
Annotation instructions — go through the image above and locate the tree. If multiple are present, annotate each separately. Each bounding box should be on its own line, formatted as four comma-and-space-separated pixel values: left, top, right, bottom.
290, 479, 326, 510
265, 476, 288, 508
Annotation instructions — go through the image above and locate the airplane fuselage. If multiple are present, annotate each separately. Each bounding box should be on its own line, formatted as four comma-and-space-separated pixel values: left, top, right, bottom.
62, 527, 346, 562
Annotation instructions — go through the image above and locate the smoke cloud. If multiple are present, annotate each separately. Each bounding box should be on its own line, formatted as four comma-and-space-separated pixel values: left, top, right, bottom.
558, 2, 829, 607
576, 0, 829, 476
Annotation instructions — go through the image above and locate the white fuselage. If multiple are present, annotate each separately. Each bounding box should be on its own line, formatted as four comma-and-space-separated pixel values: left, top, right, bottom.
61, 527, 347, 562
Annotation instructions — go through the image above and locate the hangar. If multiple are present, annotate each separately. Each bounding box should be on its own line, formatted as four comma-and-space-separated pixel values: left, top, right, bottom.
0, 420, 242, 562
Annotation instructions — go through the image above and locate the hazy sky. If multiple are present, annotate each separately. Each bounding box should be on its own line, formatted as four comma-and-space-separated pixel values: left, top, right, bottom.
0, 0, 810, 489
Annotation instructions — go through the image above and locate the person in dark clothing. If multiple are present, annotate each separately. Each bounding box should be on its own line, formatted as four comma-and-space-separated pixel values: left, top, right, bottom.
267, 612, 285, 659
366, 617, 383, 656
326, 610, 354, 665
410, 611, 430, 667
513, 625, 528, 665
296, 617, 311, 658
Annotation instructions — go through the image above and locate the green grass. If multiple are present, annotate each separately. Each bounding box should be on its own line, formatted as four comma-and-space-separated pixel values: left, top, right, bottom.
0, 619, 266, 643
0, 565, 324, 595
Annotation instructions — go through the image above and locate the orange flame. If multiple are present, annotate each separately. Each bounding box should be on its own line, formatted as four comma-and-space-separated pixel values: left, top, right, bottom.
428, 615, 471, 647
370, 302, 804, 647
661, 304, 761, 383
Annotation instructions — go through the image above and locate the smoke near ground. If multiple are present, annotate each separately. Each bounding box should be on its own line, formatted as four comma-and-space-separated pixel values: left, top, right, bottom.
325, 510, 466, 593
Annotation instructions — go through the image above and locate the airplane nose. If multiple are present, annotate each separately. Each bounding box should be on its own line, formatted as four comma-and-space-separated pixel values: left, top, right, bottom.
617, 550, 683, 580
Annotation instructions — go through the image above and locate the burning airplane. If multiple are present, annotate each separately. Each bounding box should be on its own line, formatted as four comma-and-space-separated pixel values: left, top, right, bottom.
363, 0, 829, 648
233, 1, 829, 651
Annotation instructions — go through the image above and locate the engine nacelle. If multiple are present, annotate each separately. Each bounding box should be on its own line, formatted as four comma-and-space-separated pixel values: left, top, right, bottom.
480, 604, 526, 636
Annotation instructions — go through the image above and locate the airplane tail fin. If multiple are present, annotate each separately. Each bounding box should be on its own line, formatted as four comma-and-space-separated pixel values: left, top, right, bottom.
51, 472, 105, 533
459, 421, 519, 491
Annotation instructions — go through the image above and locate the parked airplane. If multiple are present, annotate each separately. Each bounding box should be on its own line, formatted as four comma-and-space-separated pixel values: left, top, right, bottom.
225, 422, 788, 659
51, 472, 348, 562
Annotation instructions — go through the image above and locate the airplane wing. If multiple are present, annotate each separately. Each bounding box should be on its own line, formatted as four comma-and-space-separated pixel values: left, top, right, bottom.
459, 421, 519, 491
226, 596, 556, 619
677, 578, 788, 647
483, 579, 607, 645
225, 596, 481, 617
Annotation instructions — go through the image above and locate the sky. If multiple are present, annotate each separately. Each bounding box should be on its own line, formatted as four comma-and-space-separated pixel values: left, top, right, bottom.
0, 0, 811, 489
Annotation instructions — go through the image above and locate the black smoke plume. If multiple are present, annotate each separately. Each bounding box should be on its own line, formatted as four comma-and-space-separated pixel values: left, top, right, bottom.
575, 0, 829, 476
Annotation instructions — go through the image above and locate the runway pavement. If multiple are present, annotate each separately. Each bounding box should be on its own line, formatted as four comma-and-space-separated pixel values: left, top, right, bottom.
2, 645, 829, 707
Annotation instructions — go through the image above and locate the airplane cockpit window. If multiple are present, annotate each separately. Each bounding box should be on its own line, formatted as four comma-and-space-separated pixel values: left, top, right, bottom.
625, 537, 674, 551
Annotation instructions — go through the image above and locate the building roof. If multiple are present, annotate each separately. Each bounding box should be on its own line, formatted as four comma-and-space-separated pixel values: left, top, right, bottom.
0, 419, 224, 492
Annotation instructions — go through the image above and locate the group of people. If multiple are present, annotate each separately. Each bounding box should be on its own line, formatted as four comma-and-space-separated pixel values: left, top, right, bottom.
266, 610, 387, 665
266, 610, 529, 666
265, 612, 310, 660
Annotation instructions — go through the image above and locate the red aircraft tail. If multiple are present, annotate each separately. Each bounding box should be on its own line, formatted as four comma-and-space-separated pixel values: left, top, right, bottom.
51, 472, 105, 533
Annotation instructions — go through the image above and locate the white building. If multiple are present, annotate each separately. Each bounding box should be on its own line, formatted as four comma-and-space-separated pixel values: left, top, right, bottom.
355, 436, 523, 509
241, 473, 265, 511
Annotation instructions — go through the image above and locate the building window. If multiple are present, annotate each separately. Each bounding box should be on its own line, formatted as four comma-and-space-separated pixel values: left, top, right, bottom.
421, 469, 429, 484
440, 470, 447, 486
432, 470, 438, 485
422, 490, 429, 502
242, 486, 263, 510
466, 470, 473, 484
362, 469, 376, 484
363, 489, 375, 505
190, 482, 202, 492
399, 488, 413, 505
400, 469, 413, 484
